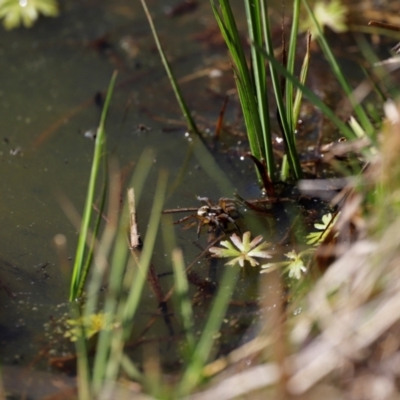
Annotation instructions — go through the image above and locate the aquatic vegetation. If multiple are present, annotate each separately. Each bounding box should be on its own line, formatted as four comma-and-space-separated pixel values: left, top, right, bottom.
64, 312, 115, 342
69, 72, 117, 301
300, 0, 348, 39
306, 212, 339, 245
140, 0, 199, 135
211, 0, 303, 180
209, 231, 272, 267
0, 0, 58, 30
47, 2, 400, 399
262, 249, 312, 279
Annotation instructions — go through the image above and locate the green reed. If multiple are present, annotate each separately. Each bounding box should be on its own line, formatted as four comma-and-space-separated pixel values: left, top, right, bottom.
69, 71, 117, 301
211, 0, 303, 181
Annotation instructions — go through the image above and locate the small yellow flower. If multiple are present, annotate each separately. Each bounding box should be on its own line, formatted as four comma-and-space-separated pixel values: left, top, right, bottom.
64, 312, 113, 342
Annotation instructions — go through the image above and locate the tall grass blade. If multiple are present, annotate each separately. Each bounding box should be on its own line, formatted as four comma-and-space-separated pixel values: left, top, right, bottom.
292, 32, 311, 130
103, 170, 168, 385
256, 43, 355, 139
286, 0, 301, 132
69, 71, 117, 301
122, 170, 168, 328
91, 150, 154, 392
71, 303, 91, 400
140, 0, 199, 135
302, 0, 374, 136
172, 248, 195, 352
83, 161, 121, 319
244, 0, 274, 176
77, 173, 108, 299
260, 1, 302, 180
211, 1, 264, 165
177, 265, 239, 396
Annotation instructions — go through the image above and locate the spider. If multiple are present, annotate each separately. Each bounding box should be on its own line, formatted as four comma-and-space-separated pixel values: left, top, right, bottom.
163, 197, 240, 238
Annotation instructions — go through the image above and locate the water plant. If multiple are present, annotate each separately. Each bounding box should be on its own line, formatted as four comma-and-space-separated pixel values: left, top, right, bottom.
140, 0, 199, 136
299, 0, 348, 39
69, 71, 117, 301
306, 211, 339, 245
60, 2, 400, 399
211, 0, 304, 181
209, 231, 272, 267
0, 0, 58, 29
262, 248, 312, 279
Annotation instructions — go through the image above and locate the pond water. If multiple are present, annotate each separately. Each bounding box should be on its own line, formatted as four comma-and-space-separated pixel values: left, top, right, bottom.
1, 0, 397, 397
0, 0, 272, 383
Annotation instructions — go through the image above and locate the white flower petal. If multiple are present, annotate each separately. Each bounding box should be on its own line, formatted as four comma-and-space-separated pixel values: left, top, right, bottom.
230, 233, 244, 251
249, 235, 265, 249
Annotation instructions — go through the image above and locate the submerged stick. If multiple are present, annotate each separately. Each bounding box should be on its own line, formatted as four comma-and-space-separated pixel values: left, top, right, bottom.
128, 188, 140, 249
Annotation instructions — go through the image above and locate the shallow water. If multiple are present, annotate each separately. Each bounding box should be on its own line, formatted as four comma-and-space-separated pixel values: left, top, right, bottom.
2, 0, 397, 396
0, 0, 268, 379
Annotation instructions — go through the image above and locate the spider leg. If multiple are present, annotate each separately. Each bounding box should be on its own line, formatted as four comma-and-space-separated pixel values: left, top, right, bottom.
215, 220, 227, 234
196, 218, 205, 239
231, 219, 241, 234
197, 196, 213, 207
174, 214, 194, 225
223, 214, 241, 234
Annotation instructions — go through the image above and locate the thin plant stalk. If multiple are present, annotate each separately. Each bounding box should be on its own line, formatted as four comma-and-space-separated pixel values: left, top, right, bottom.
292, 32, 311, 130
213, 0, 303, 179
260, 0, 303, 179
172, 248, 195, 351
256, 43, 355, 139
302, 0, 374, 136
286, 0, 301, 132
211, 0, 264, 166
77, 172, 108, 299
177, 265, 239, 396
140, 0, 199, 135
244, 0, 274, 176
83, 160, 121, 319
72, 303, 91, 400
91, 150, 154, 392
69, 71, 117, 301
102, 170, 168, 387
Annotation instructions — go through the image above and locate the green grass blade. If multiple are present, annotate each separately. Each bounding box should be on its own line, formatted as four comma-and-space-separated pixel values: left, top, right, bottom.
71, 304, 91, 400
302, 0, 374, 136
293, 33, 311, 130
244, 0, 274, 176
177, 265, 239, 396
69, 71, 117, 301
260, 0, 302, 180
76, 169, 108, 299
102, 170, 169, 385
256, 43, 355, 139
140, 0, 199, 135
122, 170, 168, 327
172, 248, 195, 351
286, 0, 301, 132
91, 150, 154, 392
211, 1, 263, 164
